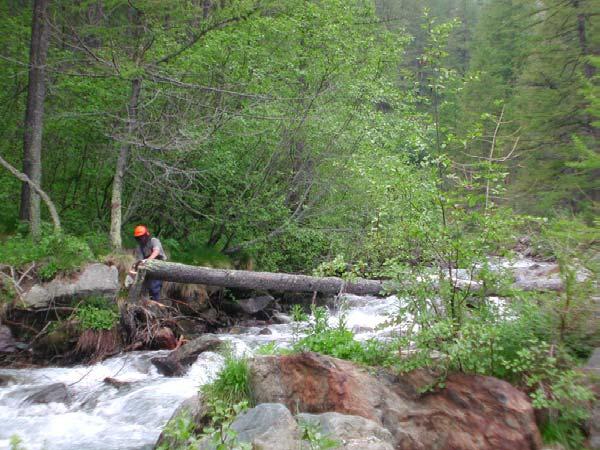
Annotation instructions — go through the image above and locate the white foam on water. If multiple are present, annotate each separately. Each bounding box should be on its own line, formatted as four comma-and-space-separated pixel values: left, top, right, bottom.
2, 277, 521, 450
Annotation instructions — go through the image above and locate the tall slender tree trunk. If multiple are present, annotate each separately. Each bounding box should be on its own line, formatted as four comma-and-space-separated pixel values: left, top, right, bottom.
110, 78, 141, 250
20, 0, 50, 237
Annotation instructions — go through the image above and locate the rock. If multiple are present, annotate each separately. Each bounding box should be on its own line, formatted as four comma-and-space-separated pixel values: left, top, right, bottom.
237, 295, 275, 315
22, 263, 119, 308
21, 383, 71, 405
151, 334, 222, 376
512, 263, 563, 291
0, 325, 17, 352
154, 327, 177, 350
258, 327, 272, 335
0, 374, 17, 386
297, 412, 394, 450
249, 352, 542, 450
351, 325, 374, 334
227, 403, 301, 450
103, 377, 132, 389
272, 312, 292, 324
174, 319, 207, 337
155, 395, 207, 449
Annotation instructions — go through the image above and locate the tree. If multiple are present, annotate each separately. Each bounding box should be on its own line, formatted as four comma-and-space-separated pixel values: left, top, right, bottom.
20, 0, 50, 237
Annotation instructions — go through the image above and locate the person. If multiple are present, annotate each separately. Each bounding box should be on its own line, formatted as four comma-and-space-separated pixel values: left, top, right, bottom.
129, 225, 167, 300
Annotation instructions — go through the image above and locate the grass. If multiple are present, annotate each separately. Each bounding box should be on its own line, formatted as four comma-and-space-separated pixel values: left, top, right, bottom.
201, 353, 253, 407
541, 419, 587, 450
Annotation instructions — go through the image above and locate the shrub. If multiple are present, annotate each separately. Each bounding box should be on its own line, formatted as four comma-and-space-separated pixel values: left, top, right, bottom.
0, 232, 94, 281
74, 297, 118, 330
156, 409, 198, 450
293, 305, 396, 366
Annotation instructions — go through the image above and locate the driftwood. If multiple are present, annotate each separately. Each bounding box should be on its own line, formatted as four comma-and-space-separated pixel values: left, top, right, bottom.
151, 334, 222, 376
141, 260, 386, 297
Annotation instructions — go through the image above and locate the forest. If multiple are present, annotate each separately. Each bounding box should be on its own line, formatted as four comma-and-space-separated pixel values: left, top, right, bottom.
0, 0, 598, 449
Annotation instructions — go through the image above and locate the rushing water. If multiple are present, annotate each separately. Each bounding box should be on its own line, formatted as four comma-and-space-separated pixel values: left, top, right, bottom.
0, 256, 567, 450
0, 294, 403, 450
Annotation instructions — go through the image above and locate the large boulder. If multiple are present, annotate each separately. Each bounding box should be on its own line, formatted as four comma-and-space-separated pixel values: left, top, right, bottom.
297, 411, 395, 450
228, 403, 301, 450
249, 352, 542, 450
22, 263, 119, 308
512, 263, 563, 291
193, 403, 301, 450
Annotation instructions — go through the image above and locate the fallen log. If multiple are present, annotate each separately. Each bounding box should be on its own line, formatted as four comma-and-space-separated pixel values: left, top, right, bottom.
142, 260, 386, 297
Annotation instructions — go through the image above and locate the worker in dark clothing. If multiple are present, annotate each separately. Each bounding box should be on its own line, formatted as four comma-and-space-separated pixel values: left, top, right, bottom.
129, 225, 167, 300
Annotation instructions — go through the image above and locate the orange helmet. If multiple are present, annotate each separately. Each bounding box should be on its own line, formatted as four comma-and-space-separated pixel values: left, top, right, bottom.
133, 225, 149, 237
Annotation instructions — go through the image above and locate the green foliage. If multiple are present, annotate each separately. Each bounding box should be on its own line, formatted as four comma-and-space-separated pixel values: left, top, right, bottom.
200, 400, 251, 450
299, 419, 340, 450
294, 306, 395, 366
0, 232, 95, 281
202, 354, 253, 409
74, 297, 118, 331
157, 409, 198, 450
158, 402, 251, 450
254, 341, 293, 356
9, 435, 26, 450
540, 419, 587, 450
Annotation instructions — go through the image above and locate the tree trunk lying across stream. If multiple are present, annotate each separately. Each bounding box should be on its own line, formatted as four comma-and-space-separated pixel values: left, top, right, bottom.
141, 260, 387, 296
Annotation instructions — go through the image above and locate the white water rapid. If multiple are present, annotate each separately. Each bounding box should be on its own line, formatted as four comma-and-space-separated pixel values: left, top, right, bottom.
0, 294, 402, 450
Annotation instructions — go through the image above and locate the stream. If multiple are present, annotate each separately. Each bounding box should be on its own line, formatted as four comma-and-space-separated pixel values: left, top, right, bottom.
0, 294, 403, 450
0, 256, 566, 450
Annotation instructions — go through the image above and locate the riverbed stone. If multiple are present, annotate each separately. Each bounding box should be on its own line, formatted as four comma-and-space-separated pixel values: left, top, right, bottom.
230, 403, 301, 449
236, 295, 275, 315
21, 382, 71, 405
297, 412, 395, 450
272, 312, 292, 324
249, 352, 542, 450
22, 263, 119, 308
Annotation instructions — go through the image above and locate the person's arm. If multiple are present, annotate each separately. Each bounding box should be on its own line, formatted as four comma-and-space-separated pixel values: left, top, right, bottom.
146, 247, 161, 261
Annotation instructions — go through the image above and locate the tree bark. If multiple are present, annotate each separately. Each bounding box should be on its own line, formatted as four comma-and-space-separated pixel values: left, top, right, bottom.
0, 154, 61, 233
20, 0, 50, 237
142, 260, 386, 296
110, 78, 141, 249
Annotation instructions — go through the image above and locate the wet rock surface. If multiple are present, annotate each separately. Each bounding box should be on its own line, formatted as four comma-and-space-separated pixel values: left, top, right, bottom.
19, 382, 71, 405
249, 352, 542, 450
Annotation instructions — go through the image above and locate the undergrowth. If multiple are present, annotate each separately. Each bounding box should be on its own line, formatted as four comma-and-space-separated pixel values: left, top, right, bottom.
293, 305, 396, 367
201, 353, 253, 407
73, 296, 119, 331
0, 231, 99, 281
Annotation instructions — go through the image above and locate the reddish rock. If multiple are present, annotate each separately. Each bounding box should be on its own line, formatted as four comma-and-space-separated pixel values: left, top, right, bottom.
249, 352, 542, 450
